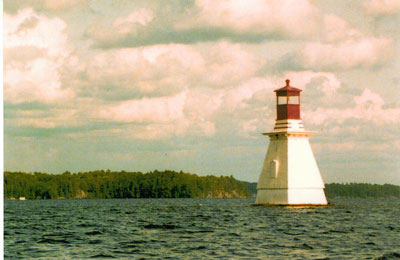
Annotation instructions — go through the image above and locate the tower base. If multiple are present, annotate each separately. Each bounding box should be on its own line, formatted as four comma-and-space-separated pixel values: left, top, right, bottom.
255, 188, 327, 205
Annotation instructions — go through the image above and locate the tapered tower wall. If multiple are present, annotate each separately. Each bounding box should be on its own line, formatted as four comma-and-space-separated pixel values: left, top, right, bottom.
257, 137, 288, 190
287, 135, 325, 189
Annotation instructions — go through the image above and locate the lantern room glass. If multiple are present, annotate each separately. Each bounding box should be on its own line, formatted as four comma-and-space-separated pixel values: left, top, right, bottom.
278, 96, 287, 105
288, 96, 299, 104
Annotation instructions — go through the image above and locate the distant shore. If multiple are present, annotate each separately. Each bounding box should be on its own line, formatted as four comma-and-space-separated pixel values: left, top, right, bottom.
4, 170, 400, 200
243, 182, 400, 198
4, 170, 249, 200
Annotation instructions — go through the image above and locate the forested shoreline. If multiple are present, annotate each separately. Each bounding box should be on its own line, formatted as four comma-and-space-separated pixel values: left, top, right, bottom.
243, 182, 400, 198
324, 183, 400, 198
4, 170, 249, 200
4, 170, 400, 200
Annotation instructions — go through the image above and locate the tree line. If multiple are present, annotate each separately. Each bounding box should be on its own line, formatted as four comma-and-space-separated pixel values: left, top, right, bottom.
4, 170, 249, 200
242, 182, 400, 198
5, 171, 400, 200
325, 183, 400, 198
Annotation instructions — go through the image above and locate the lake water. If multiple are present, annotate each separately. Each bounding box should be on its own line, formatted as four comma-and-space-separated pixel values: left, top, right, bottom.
4, 198, 400, 259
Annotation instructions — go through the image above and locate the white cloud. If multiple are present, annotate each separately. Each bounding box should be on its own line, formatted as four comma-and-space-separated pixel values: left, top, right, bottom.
363, 0, 400, 15
222, 77, 275, 110
301, 37, 393, 70
322, 14, 362, 42
127, 123, 188, 140
4, 8, 68, 57
113, 9, 154, 33
177, 0, 319, 37
94, 92, 190, 139
283, 71, 341, 96
5, 58, 67, 103
354, 88, 384, 108
87, 8, 154, 42
304, 88, 400, 125
86, 41, 262, 100
184, 89, 223, 119
93, 89, 221, 139
98, 92, 187, 124
4, 8, 75, 104
7, 108, 82, 128
201, 41, 263, 87
86, 44, 204, 98
276, 11, 396, 71
183, 88, 224, 137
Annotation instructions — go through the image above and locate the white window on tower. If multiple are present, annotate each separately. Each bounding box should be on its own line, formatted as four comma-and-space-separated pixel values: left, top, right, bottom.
278, 96, 287, 105
288, 96, 299, 104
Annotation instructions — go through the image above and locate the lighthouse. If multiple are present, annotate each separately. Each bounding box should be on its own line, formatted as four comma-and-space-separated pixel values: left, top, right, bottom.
255, 79, 328, 205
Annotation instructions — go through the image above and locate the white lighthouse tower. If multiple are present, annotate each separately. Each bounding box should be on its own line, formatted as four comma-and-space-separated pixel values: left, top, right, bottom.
255, 79, 327, 205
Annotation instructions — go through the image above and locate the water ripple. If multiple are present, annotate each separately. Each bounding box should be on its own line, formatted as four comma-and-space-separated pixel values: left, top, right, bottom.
4, 198, 400, 259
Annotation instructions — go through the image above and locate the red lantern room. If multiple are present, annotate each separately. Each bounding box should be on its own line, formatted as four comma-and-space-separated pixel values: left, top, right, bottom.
274, 79, 302, 120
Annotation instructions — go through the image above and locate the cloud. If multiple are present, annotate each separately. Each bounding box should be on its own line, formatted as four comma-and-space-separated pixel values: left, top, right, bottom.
4, 0, 88, 13
300, 37, 393, 70
304, 88, 400, 126
85, 0, 323, 48
313, 142, 356, 153
363, 0, 400, 15
97, 92, 186, 124
283, 71, 341, 96
4, 8, 69, 57
183, 88, 222, 120
93, 91, 193, 139
198, 41, 263, 87
83, 44, 204, 100
42, 0, 87, 11
5, 58, 74, 104
94, 87, 225, 139
4, 9, 77, 104
113, 8, 154, 31
82, 0, 397, 52
6, 108, 82, 129
322, 14, 362, 42
313, 140, 398, 154
274, 12, 395, 71
176, 0, 320, 38
83, 40, 263, 101
86, 8, 154, 45
93, 89, 221, 139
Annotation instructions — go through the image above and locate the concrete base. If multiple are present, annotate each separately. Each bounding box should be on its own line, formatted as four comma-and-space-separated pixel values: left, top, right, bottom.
255, 188, 327, 205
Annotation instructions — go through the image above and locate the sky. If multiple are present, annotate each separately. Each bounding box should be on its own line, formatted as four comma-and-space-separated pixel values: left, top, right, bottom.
3, 0, 400, 184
